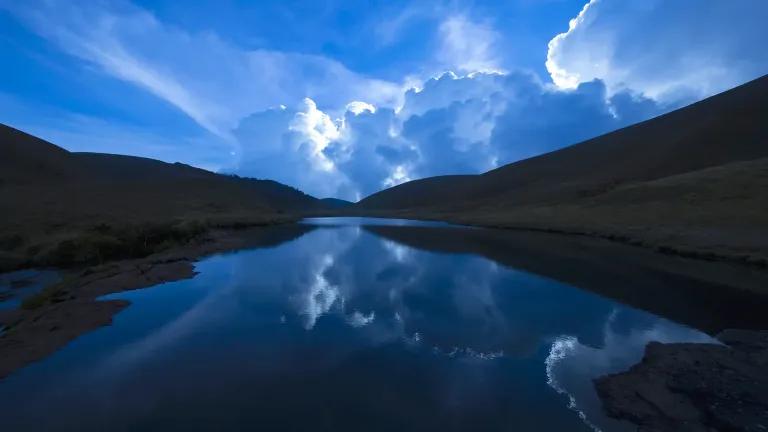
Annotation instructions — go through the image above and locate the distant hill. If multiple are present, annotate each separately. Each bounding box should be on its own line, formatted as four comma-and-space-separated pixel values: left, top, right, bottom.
318, 198, 354, 208
0, 124, 323, 270
355, 75, 768, 265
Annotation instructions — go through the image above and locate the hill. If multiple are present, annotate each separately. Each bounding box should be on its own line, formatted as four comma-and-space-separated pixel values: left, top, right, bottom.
0, 124, 322, 270
318, 198, 354, 208
356, 75, 768, 265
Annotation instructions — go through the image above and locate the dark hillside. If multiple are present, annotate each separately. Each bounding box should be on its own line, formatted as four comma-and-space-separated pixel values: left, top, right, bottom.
0, 124, 321, 270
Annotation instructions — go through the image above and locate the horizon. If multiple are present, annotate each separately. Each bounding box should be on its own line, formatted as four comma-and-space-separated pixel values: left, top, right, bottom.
1, 0, 767, 201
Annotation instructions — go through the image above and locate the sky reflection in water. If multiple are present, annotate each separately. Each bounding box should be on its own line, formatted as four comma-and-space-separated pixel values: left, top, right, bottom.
0, 218, 715, 431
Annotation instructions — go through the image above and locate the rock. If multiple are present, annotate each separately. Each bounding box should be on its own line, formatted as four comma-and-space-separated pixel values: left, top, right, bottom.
595, 330, 768, 432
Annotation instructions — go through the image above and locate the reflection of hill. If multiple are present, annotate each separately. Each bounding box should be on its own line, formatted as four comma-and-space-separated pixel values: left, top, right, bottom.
364, 225, 768, 334
238, 223, 318, 249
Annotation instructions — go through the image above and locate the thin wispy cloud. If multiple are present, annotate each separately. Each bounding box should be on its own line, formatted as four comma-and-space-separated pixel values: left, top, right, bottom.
438, 14, 503, 74
2, 0, 403, 139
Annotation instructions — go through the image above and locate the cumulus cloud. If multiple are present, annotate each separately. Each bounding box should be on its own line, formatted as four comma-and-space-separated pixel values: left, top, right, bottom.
234, 70, 664, 200
234, 98, 417, 200
232, 100, 350, 199
546, 0, 768, 101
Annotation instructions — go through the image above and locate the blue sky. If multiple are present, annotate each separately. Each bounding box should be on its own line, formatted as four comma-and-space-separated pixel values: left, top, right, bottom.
1, 0, 766, 200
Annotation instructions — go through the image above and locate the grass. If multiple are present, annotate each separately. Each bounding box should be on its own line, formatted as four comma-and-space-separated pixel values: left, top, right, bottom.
37, 221, 206, 267
0, 212, 299, 274
14, 215, 297, 309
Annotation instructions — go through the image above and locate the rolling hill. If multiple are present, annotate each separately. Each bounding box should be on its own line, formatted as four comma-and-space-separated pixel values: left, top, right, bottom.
0, 124, 323, 270
356, 75, 768, 265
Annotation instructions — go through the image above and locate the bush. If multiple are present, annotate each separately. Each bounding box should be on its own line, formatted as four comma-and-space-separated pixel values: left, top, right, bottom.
39, 220, 211, 268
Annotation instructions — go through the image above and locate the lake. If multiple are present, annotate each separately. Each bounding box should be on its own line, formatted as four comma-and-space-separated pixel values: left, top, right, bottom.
3, 217, 768, 431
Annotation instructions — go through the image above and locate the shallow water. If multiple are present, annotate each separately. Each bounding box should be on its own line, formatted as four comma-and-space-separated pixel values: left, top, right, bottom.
0, 269, 59, 311
0, 218, 733, 431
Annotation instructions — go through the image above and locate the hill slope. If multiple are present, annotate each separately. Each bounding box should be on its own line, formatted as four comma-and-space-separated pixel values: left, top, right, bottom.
0, 124, 321, 270
356, 75, 768, 265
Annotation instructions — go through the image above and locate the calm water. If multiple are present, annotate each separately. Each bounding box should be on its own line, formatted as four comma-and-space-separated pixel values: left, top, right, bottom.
0, 217, 739, 431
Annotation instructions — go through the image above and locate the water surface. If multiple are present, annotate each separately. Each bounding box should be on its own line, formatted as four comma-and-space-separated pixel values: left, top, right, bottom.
3, 217, 757, 431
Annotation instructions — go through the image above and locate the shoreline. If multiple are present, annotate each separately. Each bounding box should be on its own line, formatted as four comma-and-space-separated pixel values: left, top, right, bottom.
339, 210, 768, 269
0, 223, 314, 379
595, 329, 768, 431
456, 221, 768, 268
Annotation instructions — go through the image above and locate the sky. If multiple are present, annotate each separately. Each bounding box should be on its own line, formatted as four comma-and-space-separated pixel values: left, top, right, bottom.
1, 0, 766, 200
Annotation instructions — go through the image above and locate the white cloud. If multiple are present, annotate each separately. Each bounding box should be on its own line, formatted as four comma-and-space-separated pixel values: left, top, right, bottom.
234, 70, 664, 199
288, 98, 340, 172
545, 0, 601, 90
546, 0, 768, 101
345, 101, 377, 115
438, 15, 502, 74
234, 98, 417, 200
232, 100, 351, 198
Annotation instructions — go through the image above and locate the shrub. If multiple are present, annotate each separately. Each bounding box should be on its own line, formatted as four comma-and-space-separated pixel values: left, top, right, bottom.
39, 220, 211, 268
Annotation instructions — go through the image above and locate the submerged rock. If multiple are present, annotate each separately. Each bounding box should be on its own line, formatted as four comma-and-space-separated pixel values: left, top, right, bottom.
595, 329, 768, 432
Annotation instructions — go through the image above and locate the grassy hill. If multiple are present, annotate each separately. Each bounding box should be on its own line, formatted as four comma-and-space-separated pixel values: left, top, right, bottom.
0, 124, 322, 271
356, 75, 768, 265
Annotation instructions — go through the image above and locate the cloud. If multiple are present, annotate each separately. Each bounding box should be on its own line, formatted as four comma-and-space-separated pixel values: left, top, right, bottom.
437, 14, 502, 73
326, 107, 418, 197
0, 91, 231, 171
546, 0, 768, 101
5, 0, 670, 201
545, 0, 600, 90
9, 0, 757, 201
489, 74, 662, 162
374, 4, 434, 47
400, 70, 663, 178
2, 0, 403, 138
234, 70, 664, 200
232, 100, 350, 199
234, 98, 417, 200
